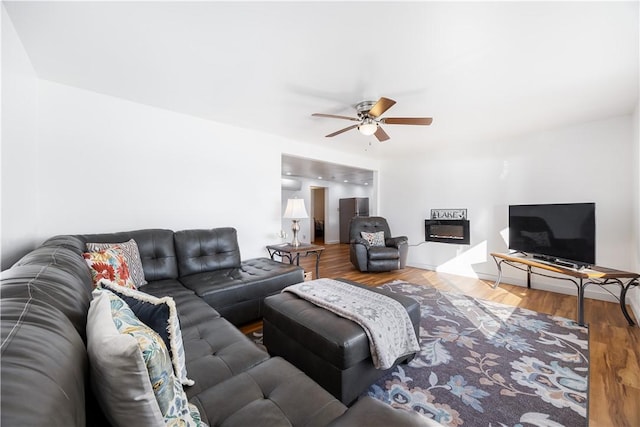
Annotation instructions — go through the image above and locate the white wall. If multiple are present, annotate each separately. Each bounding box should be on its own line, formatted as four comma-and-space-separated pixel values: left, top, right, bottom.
281, 176, 375, 245
3, 1, 637, 311
1, 78, 379, 264
630, 102, 640, 319
380, 115, 636, 302
1, 5, 39, 269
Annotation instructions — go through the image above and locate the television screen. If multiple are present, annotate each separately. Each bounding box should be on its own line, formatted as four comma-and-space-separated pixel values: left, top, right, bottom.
508, 203, 595, 266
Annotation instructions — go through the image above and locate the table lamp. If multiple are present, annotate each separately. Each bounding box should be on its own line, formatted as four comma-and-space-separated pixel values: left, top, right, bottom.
283, 198, 308, 247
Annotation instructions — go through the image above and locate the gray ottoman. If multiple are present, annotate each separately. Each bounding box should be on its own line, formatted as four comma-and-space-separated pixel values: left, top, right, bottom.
263, 279, 420, 405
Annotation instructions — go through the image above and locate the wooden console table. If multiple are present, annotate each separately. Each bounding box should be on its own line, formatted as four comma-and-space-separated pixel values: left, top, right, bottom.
490, 252, 639, 327
267, 243, 325, 280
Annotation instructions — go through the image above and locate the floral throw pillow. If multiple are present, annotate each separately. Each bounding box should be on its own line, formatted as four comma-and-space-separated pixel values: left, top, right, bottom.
83, 246, 136, 289
87, 239, 148, 288
98, 279, 193, 386
97, 289, 205, 426
361, 231, 386, 247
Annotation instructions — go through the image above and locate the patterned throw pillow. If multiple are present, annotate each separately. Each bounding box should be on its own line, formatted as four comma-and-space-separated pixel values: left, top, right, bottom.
87, 290, 165, 425
89, 290, 204, 426
83, 246, 136, 289
361, 231, 386, 247
87, 239, 148, 287
98, 279, 193, 386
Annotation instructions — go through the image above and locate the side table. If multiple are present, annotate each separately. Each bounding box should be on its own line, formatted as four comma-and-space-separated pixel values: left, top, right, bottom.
491, 252, 639, 326
266, 243, 325, 280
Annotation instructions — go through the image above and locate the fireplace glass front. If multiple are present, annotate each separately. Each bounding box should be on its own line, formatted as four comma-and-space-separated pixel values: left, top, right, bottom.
424, 219, 470, 245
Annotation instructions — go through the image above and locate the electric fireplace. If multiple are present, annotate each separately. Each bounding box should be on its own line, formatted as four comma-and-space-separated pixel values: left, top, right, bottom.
424, 219, 470, 245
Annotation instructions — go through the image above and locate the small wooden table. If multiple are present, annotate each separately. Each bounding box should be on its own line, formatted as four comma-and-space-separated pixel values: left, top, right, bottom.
267, 243, 325, 280
490, 252, 639, 326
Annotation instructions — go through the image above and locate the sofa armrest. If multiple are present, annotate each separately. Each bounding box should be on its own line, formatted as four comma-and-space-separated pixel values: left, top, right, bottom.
327, 397, 444, 427
349, 239, 370, 272
386, 235, 408, 248
351, 236, 370, 247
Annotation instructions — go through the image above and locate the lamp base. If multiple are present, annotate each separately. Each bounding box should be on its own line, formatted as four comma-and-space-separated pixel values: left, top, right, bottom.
291, 219, 302, 247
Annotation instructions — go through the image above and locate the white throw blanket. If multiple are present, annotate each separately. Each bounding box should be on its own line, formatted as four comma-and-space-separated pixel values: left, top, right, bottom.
283, 279, 420, 369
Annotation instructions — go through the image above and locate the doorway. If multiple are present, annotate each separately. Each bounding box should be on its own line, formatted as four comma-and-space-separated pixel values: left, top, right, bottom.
310, 187, 326, 244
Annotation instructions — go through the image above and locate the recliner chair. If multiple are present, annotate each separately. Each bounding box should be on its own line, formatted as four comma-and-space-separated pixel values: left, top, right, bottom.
349, 216, 408, 272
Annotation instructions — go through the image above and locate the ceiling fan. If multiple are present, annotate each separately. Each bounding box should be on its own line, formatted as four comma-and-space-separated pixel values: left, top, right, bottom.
311, 97, 432, 142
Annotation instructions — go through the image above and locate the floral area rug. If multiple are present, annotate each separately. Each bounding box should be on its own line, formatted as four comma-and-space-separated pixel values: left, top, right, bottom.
363, 281, 589, 427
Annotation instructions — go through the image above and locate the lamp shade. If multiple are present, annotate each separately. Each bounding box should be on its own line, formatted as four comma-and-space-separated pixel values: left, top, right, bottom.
283, 198, 309, 219
358, 122, 378, 136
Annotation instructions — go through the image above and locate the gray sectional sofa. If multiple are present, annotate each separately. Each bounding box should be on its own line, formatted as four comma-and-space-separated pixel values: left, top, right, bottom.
1, 227, 435, 426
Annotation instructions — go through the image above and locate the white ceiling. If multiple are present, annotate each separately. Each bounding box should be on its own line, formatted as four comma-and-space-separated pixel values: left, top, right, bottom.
4, 1, 639, 161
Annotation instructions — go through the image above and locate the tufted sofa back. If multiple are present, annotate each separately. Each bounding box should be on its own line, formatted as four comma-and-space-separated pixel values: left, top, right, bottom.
174, 228, 241, 277
348, 216, 392, 242
77, 229, 179, 281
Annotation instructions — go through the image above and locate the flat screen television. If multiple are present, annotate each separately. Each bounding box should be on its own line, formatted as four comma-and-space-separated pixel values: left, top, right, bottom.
508, 203, 595, 267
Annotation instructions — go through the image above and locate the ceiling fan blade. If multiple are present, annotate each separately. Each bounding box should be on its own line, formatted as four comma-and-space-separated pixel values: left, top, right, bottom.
326, 124, 358, 137
368, 97, 396, 118
374, 126, 390, 142
382, 117, 433, 125
312, 113, 359, 121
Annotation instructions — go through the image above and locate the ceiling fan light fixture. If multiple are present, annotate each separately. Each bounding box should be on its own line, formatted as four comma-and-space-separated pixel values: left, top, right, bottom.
358, 121, 378, 136
312, 97, 432, 142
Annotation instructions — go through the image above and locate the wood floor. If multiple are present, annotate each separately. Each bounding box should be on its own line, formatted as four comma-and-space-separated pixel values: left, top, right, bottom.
243, 243, 640, 426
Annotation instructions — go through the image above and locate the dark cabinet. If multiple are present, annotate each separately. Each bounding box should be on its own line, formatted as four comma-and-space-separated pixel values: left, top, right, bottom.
339, 198, 369, 243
